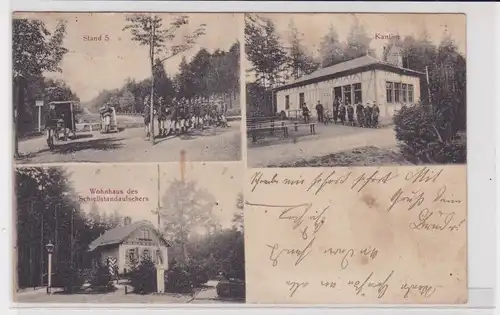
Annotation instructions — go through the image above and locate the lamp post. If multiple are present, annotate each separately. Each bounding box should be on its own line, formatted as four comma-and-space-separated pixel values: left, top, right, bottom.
45, 241, 54, 294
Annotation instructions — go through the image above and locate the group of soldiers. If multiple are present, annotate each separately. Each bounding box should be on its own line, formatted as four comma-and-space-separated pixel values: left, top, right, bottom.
302, 98, 380, 128
142, 95, 228, 138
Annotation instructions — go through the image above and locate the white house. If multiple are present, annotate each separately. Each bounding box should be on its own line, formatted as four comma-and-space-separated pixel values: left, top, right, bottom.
88, 217, 171, 274
274, 54, 424, 119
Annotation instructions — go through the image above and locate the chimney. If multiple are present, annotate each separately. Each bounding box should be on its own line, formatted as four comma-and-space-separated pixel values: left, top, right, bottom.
124, 217, 132, 226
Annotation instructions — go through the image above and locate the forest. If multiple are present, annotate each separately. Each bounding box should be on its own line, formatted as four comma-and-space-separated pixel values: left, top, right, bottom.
15, 167, 245, 290
83, 42, 240, 116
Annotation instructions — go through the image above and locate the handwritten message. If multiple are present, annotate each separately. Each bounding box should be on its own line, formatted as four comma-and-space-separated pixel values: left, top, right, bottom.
245, 165, 467, 304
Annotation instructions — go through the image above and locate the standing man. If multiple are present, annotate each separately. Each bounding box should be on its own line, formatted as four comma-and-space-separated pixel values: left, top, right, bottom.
315, 100, 324, 123
346, 102, 355, 126
332, 97, 339, 124
356, 101, 365, 127
365, 102, 373, 128
302, 103, 310, 124
338, 101, 346, 125
372, 102, 380, 128
143, 97, 151, 139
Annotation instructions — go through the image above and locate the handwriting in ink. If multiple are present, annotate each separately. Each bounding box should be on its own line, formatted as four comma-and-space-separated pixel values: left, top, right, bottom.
387, 188, 425, 212
348, 270, 394, 298
306, 170, 352, 195
279, 203, 329, 237
266, 237, 316, 267
351, 170, 399, 193
320, 280, 337, 289
409, 208, 466, 232
401, 282, 440, 299
324, 247, 379, 269
405, 166, 443, 184
249, 171, 279, 192
286, 281, 309, 297
433, 185, 462, 204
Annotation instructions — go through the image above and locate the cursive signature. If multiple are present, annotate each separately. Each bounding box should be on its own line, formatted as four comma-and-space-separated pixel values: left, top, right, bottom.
409, 208, 466, 232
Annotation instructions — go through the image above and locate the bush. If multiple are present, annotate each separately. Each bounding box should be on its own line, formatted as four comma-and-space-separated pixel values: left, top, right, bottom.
165, 260, 193, 294
54, 260, 85, 293
86, 261, 115, 292
128, 256, 157, 294
393, 104, 466, 164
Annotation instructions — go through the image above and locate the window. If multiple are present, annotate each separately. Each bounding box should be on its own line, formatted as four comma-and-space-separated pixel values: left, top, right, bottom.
299, 93, 305, 106
285, 95, 290, 110
143, 249, 150, 259
343, 85, 352, 104
408, 84, 414, 103
394, 83, 401, 103
401, 84, 408, 103
142, 229, 150, 240
333, 87, 342, 103
353, 83, 362, 104
386, 82, 394, 103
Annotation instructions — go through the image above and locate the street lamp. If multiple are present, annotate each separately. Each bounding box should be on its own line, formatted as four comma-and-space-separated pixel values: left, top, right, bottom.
45, 241, 55, 294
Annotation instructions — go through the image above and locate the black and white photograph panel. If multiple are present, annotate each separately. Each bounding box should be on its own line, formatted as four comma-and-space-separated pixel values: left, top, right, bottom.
13, 12, 241, 164
245, 13, 466, 167
14, 162, 244, 303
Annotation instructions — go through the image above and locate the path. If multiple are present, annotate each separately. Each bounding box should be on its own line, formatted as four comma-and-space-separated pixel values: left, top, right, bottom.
16, 122, 241, 164
248, 125, 398, 167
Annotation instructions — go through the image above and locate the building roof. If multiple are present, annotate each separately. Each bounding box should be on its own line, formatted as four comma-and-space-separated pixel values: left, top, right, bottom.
88, 220, 169, 252
274, 55, 425, 92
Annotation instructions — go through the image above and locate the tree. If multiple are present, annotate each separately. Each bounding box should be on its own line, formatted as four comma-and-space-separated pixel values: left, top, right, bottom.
153, 58, 175, 104
318, 24, 345, 68
12, 19, 69, 156
159, 179, 220, 262
232, 192, 244, 231
118, 89, 136, 112
245, 14, 288, 89
343, 17, 376, 60
286, 19, 319, 80
123, 14, 206, 143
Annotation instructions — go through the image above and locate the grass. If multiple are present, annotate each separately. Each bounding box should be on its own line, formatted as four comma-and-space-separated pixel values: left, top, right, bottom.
269, 146, 414, 167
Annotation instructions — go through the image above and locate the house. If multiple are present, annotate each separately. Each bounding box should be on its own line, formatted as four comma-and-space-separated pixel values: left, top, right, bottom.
88, 217, 171, 274
274, 52, 424, 119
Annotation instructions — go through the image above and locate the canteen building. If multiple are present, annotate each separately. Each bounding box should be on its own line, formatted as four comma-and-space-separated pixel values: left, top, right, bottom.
274, 50, 424, 119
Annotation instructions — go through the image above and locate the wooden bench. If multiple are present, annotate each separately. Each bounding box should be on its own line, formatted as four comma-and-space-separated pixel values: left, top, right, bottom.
248, 121, 316, 142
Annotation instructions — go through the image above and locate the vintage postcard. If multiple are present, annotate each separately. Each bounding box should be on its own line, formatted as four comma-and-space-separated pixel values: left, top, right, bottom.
245, 13, 466, 168
13, 12, 242, 164
13, 162, 245, 303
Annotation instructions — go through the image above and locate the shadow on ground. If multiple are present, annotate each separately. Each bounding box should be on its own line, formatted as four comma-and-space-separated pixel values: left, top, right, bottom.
269, 146, 415, 167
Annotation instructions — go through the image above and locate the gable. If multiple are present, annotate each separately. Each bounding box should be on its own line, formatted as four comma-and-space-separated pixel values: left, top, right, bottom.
123, 224, 169, 247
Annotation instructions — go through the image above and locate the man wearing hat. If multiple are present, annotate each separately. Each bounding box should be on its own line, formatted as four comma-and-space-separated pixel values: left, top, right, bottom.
372, 102, 380, 128
355, 100, 364, 127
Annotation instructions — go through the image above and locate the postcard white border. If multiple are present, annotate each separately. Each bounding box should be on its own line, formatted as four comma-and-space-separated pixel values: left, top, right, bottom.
2, 1, 498, 315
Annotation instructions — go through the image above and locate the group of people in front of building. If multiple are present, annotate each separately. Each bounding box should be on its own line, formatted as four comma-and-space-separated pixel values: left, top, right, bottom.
299, 98, 380, 128
142, 95, 229, 139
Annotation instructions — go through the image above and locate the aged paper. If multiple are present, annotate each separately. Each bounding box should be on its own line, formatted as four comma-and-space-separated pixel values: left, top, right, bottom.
245, 165, 467, 304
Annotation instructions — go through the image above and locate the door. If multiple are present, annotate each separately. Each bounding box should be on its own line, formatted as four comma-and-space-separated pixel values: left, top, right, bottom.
299, 93, 305, 106
333, 87, 342, 103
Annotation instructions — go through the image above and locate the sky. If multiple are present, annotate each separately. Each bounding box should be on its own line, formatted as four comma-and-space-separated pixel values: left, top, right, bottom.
244, 13, 466, 81
13, 12, 240, 102
64, 162, 242, 230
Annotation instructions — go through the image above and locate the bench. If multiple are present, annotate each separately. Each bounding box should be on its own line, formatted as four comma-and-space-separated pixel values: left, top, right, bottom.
248, 121, 316, 142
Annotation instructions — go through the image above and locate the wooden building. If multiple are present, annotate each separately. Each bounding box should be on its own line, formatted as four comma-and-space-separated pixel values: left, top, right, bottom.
88, 217, 171, 274
274, 54, 424, 119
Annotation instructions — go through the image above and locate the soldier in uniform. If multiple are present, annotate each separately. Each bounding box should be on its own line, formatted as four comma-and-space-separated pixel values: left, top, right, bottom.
372, 102, 380, 128
356, 101, 365, 127
346, 102, 355, 126
365, 102, 373, 128
315, 101, 324, 123
338, 101, 346, 125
